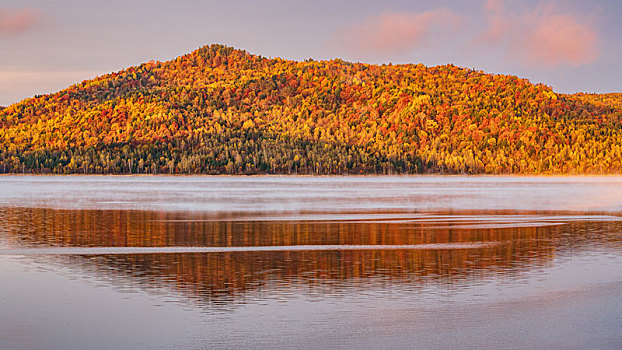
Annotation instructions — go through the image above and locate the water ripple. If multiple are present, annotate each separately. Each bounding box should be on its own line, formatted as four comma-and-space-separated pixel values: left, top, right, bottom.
0, 242, 500, 255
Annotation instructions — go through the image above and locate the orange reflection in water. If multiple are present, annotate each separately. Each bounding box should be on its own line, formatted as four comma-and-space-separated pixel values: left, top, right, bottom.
1, 207, 620, 308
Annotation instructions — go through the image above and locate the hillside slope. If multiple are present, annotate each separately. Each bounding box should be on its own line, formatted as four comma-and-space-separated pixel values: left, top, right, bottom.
1, 44, 621, 174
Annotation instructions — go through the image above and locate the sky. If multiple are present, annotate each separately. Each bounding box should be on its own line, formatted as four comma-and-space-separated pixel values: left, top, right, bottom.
1, 0, 621, 106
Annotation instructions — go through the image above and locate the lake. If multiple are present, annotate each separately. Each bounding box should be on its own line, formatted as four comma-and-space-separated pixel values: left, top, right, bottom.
1, 176, 622, 349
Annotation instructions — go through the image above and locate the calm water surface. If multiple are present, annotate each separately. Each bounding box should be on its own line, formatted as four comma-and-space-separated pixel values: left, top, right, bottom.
1, 176, 622, 349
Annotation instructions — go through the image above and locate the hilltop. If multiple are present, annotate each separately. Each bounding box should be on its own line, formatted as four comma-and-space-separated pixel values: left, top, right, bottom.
0, 44, 620, 174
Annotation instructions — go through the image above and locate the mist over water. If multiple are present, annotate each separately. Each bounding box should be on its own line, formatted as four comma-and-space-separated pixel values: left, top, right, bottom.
1, 176, 621, 349
1, 175, 621, 213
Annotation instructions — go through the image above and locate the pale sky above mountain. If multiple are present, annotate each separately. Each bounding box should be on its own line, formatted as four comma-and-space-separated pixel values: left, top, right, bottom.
1, 0, 620, 105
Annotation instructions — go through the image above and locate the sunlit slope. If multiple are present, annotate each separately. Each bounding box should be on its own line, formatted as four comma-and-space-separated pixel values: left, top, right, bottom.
1, 44, 620, 174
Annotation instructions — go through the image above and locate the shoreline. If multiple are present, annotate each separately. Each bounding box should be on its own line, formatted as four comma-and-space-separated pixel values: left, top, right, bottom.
1, 173, 622, 178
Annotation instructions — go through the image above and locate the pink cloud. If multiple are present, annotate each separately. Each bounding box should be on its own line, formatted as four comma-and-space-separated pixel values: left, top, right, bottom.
0, 8, 41, 37
484, 0, 503, 13
518, 11, 598, 66
478, 0, 511, 44
338, 9, 463, 56
478, 0, 599, 67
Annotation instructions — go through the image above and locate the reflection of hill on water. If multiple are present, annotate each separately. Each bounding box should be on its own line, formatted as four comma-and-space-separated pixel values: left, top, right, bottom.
1, 207, 621, 310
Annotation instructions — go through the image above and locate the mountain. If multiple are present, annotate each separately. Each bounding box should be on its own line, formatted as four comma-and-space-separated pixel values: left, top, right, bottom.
0, 44, 620, 174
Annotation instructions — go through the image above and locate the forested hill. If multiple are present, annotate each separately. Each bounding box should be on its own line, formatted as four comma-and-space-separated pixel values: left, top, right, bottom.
1, 44, 621, 174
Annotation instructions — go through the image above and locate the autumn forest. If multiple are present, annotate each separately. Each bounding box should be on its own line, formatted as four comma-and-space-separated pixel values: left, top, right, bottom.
1, 44, 621, 174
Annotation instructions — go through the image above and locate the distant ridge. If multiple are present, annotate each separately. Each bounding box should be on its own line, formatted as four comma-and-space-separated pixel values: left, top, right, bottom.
0, 44, 620, 174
